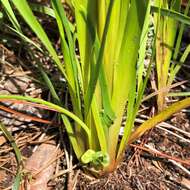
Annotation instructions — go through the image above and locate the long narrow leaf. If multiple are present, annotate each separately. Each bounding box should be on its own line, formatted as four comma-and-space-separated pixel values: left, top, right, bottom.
0, 123, 22, 190
151, 5, 190, 25
0, 95, 90, 139
128, 97, 190, 144
11, 0, 69, 83
51, 0, 82, 117
84, 0, 115, 117
1, 0, 22, 32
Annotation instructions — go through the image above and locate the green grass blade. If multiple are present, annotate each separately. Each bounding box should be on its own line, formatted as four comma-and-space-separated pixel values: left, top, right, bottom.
91, 98, 107, 152
168, 92, 190, 97
99, 66, 115, 126
169, 44, 190, 85
1, 0, 22, 32
11, 0, 68, 82
2, 0, 84, 158
117, 34, 155, 160
90, 34, 115, 127
29, 2, 75, 33
117, 78, 136, 159
154, 0, 181, 111
51, 0, 82, 117
12, 172, 22, 190
108, 0, 149, 162
1, 1, 42, 53
151, 5, 190, 25
0, 11, 3, 19
128, 97, 190, 144
60, 115, 85, 157
0, 95, 90, 139
84, 0, 115, 117
136, 29, 158, 107
179, 43, 190, 64
6, 25, 43, 51
30, 2, 55, 17
51, 0, 87, 152
0, 123, 22, 190
167, 0, 190, 87
0, 123, 22, 163
72, 0, 91, 86
137, 0, 151, 90
173, 0, 190, 60
38, 62, 85, 157
29, 52, 85, 157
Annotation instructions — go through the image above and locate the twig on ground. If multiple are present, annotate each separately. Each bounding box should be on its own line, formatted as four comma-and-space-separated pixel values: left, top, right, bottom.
160, 121, 190, 138
69, 169, 80, 190
130, 143, 190, 166
50, 165, 77, 180
156, 126, 190, 144
135, 117, 190, 142
169, 159, 190, 176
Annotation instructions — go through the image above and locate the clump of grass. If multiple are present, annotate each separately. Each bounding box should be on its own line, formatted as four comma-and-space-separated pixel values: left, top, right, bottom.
1, 0, 190, 179
154, 0, 190, 111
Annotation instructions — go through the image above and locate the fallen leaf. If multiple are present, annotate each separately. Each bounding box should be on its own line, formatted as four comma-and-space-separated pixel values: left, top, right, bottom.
21, 142, 58, 190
